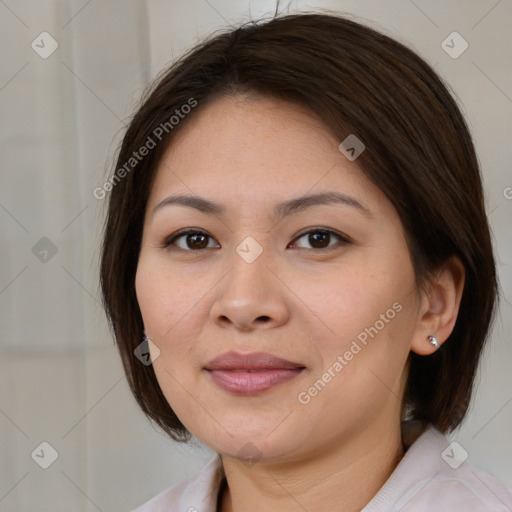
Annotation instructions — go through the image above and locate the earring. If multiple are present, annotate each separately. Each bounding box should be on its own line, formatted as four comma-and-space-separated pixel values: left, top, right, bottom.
428, 335, 440, 349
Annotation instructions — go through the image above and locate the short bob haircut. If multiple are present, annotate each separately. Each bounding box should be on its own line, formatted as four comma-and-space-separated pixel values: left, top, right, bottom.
99, 11, 499, 440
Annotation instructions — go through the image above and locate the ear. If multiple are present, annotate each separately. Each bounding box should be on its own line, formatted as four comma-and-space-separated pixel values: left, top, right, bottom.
410, 255, 466, 355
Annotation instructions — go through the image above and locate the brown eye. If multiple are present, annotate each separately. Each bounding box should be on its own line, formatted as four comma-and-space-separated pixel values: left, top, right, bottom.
163, 229, 219, 251
162, 227, 350, 252
289, 228, 350, 250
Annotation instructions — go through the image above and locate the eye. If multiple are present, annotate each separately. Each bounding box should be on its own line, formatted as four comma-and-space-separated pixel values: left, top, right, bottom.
162, 229, 219, 251
161, 227, 351, 252
288, 228, 350, 250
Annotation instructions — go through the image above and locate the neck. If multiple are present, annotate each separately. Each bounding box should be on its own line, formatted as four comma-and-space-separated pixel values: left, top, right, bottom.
218, 420, 405, 512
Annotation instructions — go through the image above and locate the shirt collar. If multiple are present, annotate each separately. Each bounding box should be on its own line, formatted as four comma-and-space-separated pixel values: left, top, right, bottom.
177, 452, 225, 512
177, 421, 444, 512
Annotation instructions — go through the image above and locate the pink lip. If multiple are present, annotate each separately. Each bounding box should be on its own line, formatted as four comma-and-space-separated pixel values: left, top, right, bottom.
204, 351, 305, 395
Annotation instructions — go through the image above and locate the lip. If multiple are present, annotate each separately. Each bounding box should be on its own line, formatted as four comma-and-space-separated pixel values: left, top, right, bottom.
204, 351, 305, 395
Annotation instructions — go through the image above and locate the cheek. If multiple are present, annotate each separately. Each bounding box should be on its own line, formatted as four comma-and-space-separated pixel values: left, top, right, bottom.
135, 256, 212, 386
136, 255, 198, 335
296, 267, 391, 342
135, 261, 164, 331
135, 260, 199, 414
301, 251, 417, 365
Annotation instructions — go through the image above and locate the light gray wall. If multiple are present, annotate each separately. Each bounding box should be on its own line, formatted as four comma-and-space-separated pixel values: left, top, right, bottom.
0, 1, 510, 510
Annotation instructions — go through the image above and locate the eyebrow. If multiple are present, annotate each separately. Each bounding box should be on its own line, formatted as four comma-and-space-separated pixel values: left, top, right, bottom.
152, 191, 373, 221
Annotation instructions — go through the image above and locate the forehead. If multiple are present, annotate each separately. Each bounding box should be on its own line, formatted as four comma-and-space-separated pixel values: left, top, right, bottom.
160, 94, 338, 170
146, 94, 387, 219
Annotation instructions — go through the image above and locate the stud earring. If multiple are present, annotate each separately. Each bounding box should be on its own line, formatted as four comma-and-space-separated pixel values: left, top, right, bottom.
428, 335, 440, 349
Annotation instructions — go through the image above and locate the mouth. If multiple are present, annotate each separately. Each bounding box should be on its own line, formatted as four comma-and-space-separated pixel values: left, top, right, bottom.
204, 351, 306, 396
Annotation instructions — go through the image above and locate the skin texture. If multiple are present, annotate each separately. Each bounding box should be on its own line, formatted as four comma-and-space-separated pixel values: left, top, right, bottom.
135, 94, 465, 512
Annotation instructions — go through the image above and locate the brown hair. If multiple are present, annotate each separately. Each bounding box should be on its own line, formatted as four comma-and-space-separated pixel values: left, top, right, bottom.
99, 11, 499, 440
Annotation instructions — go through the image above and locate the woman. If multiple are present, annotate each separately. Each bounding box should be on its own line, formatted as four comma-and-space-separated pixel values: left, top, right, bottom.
99, 11, 512, 512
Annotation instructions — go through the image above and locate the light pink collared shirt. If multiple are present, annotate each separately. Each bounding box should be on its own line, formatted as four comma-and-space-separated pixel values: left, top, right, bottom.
131, 424, 512, 511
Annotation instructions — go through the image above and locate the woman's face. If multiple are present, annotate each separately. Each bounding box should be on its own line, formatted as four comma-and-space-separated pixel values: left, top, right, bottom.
135, 94, 424, 462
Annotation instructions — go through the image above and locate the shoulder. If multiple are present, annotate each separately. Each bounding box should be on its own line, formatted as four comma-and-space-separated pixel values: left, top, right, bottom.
129, 453, 224, 512
364, 423, 512, 512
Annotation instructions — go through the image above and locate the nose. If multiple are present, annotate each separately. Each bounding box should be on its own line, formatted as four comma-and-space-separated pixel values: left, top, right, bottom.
209, 246, 290, 333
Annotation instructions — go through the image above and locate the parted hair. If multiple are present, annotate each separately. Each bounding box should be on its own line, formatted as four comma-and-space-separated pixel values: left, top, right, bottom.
99, 11, 499, 440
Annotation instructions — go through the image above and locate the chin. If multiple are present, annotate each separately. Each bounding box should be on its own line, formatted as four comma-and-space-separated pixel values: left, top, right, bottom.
189, 418, 307, 464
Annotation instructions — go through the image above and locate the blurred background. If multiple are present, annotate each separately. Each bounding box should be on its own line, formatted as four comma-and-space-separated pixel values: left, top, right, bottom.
0, 0, 511, 510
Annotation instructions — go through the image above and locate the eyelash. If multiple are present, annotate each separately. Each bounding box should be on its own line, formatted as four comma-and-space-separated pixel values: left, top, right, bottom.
161, 227, 351, 252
